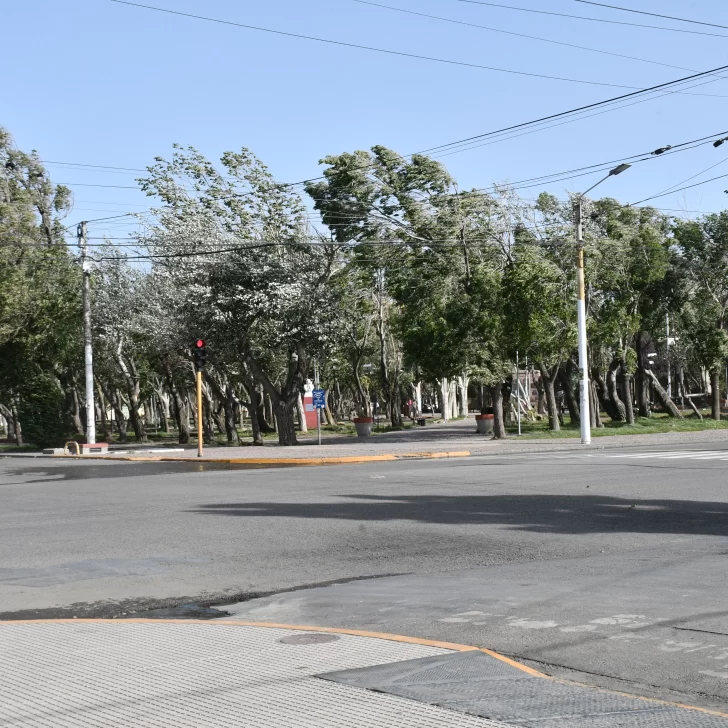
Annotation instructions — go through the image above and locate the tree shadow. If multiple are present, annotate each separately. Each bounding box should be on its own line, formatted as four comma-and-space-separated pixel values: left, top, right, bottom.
188, 493, 728, 537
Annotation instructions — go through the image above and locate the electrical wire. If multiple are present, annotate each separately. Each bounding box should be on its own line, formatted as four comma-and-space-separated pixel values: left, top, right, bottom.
638, 157, 728, 203
354, 0, 728, 86
109, 0, 662, 90
455, 0, 728, 39
631, 172, 728, 206
574, 1, 728, 31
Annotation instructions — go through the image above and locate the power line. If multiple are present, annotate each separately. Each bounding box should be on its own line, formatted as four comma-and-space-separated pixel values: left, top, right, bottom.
354, 0, 728, 88
631, 172, 728, 206
574, 1, 728, 31
111, 0, 652, 89
455, 0, 728, 38
639, 157, 728, 203
58, 181, 139, 189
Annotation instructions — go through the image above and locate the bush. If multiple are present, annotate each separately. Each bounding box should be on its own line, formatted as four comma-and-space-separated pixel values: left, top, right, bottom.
16, 373, 74, 449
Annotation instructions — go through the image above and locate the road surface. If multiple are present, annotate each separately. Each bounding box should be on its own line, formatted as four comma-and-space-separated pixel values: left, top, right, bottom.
2, 442, 728, 710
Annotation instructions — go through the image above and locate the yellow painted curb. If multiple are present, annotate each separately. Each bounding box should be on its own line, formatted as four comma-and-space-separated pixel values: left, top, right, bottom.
1, 618, 726, 718
50, 450, 471, 465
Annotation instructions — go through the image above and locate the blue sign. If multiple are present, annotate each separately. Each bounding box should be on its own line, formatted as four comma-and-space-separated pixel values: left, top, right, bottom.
312, 389, 326, 409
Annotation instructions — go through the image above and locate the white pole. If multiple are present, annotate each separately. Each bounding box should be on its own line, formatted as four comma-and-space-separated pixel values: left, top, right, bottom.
516, 350, 521, 436
666, 313, 672, 399
78, 222, 97, 445
575, 200, 591, 445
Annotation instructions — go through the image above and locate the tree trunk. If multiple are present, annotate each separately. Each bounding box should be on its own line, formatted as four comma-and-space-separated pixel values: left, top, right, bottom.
710, 369, 721, 420
158, 390, 171, 433
589, 380, 603, 428
274, 400, 297, 446
11, 403, 22, 445
623, 373, 635, 425
111, 389, 128, 442
606, 359, 627, 422
439, 378, 450, 421
323, 393, 334, 426
96, 387, 109, 441
619, 358, 635, 425
448, 379, 458, 420
557, 362, 580, 426
115, 351, 147, 442
201, 387, 215, 444
257, 388, 275, 433
0, 403, 14, 441
643, 368, 683, 418
635, 332, 650, 417
264, 394, 275, 431
536, 375, 547, 416
164, 372, 189, 444
246, 384, 264, 446
686, 394, 703, 419
296, 393, 308, 433
457, 372, 469, 418
538, 364, 560, 431
223, 382, 241, 444
489, 384, 506, 439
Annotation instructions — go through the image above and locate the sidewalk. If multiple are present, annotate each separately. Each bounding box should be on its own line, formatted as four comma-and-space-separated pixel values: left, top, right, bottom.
1, 620, 726, 726
24, 417, 728, 463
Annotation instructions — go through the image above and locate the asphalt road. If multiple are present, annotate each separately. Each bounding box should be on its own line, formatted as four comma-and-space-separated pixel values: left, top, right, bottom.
2, 443, 728, 710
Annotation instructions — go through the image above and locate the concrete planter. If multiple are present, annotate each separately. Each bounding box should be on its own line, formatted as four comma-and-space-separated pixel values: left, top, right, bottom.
353, 417, 373, 437
475, 414, 494, 435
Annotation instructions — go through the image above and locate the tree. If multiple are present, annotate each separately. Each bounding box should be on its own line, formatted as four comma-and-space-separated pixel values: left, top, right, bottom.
0, 128, 80, 445
138, 145, 342, 445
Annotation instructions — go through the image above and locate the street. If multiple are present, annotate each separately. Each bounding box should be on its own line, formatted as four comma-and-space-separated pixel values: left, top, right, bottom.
2, 442, 728, 712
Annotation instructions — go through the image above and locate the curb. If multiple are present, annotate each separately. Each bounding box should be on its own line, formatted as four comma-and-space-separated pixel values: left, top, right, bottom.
45, 450, 472, 465
2, 618, 726, 719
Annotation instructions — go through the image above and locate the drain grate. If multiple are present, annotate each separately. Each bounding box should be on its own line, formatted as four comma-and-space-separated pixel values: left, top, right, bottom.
319, 651, 728, 727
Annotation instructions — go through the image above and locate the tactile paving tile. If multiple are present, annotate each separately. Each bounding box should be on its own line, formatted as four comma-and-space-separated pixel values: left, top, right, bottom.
320, 650, 728, 727
0, 623, 509, 727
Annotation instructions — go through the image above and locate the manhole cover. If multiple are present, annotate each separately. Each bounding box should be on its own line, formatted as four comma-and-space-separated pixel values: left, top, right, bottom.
279, 633, 340, 645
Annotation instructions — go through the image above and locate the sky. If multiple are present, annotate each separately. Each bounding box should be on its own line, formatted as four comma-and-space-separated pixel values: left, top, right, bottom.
4, 0, 728, 243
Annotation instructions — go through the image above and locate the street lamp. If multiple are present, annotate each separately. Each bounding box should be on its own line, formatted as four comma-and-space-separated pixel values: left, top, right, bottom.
574, 162, 631, 445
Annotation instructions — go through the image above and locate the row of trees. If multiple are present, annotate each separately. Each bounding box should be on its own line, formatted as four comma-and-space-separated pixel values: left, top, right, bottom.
2, 128, 727, 447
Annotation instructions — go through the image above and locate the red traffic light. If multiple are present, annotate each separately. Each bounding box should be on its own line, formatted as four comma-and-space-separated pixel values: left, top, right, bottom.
194, 339, 205, 349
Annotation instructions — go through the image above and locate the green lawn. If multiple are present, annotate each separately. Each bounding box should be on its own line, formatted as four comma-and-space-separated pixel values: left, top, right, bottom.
507, 411, 728, 439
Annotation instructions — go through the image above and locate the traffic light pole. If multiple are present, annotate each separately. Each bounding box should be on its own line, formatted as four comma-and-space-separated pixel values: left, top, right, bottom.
196, 370, 203, 458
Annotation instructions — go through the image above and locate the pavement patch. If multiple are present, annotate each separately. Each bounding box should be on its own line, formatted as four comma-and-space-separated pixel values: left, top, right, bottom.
320, 650, 728, 726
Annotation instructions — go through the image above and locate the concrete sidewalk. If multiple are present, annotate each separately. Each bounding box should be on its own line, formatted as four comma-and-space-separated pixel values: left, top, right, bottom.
25, 418, 728, 463
1, 621, 727, 727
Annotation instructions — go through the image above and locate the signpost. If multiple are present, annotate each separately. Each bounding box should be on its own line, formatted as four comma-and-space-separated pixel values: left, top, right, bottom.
312, 388, 325, 446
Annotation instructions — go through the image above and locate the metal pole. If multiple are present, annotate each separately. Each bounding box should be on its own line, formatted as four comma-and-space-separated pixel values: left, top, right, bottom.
315, 361, 321, 445
575, 199, 592, 445
666, 313, 672, 399
196, 370, 203, 458
516, 350, 521, 436
78, 222, 96, 445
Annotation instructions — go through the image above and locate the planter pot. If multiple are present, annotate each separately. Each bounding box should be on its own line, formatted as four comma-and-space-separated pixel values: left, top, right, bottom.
475, 413, 494, 435
353, 417, 373, 437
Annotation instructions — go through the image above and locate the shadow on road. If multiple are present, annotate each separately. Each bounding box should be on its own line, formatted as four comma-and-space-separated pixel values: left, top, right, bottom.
188, 494, 728, 536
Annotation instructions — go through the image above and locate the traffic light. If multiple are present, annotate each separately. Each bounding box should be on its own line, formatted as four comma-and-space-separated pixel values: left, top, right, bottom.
193, 338, 207, 372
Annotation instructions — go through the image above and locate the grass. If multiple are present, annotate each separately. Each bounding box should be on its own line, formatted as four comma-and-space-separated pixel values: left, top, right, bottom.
506, 411, 728, 439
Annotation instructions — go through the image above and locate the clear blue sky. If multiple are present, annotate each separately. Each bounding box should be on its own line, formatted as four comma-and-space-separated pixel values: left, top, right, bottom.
4, 0, 728, 240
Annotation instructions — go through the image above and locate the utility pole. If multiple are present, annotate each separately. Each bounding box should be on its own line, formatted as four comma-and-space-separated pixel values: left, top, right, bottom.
574, 163, 631, 445
516, 350, 521, 437
574, 201, 591, 445
78, 222, 96, 445
666, 313, 672, 398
